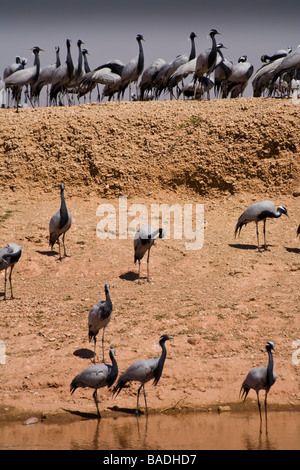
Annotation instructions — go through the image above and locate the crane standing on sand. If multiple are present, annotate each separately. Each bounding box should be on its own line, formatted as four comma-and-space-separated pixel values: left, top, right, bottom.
88, 283, 113, 363
193, 28, 221, 100
4, 47, 43, 111
49, 183, 72, 260
70, 348, 118, 419
118, 34, 145, 101
113, 334, 172, 415
234, 200, 288, 250
0, 243, 22, 300
134, 225, 165, 283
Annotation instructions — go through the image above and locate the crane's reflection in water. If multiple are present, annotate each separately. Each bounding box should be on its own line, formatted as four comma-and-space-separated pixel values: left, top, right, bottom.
1, 410, 299, 450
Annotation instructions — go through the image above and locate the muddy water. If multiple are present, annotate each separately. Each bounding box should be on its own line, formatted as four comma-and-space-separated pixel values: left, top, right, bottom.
1, 411, 299, 450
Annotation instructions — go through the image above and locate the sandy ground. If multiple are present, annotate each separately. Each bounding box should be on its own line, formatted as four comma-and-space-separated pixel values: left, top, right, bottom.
0, 98, 299, 423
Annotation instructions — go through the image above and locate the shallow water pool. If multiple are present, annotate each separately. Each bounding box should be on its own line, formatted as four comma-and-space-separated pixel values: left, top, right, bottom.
1, 410, 299, 450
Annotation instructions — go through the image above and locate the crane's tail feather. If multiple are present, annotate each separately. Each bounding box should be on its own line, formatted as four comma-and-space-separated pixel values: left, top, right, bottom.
239, 385, 249, 402
70, 382, 77, 395
234, 221, 246, 239
113, 379, 127, 398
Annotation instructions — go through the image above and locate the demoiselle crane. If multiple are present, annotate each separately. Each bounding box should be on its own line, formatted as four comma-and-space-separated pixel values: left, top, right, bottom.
240, 341, 277, 429
4, 47, 43, 111
0, 243, 22, 300
193, 28, 221, 99
118, 34, 145, 100
50, 39, 74, 105
88, 283, 113, 363
113, 334, 172, 415
70, 348, 118, 419
134, 225, 165, 283
234, 200, 288, 250
222, 55, 254, 98
49, 183, 72, 260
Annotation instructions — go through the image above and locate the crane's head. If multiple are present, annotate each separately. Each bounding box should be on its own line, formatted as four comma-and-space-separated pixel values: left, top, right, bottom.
105, 283, 110, 293
190, 32, 198, 40
60, 183, 65, 192
136, 34, 145, 42
30, 47, 44, 55
277, 205, 289, 217
209, 29, 221, 37
109, 348, 115, 359
266, 341, 275, 353
238, 55, 248, 63
217, 43, 227, 50
159, 334, 173, 345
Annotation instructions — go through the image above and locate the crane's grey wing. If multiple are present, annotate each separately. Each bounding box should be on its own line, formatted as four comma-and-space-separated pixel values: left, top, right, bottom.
70, 363, 110, 392
242, 366, 268, 393
0, 243, 22, 270
121, 357, 159, 384
88, 300, 111, 337
89, 68, 122, 85
49, 209, 72, 244
5, 67, 35, 87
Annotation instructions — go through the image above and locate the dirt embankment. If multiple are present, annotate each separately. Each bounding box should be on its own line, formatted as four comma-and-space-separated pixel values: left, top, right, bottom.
0, 98, 299, 198
0, 98, 299, 423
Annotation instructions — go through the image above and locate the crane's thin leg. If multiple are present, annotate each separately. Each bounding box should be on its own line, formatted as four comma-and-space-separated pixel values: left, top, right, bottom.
147, 248, 151, 283
256, 391, 262, 431
138, 260, 141, 284
57, 238, 62, 260
193, 80, 197, 100
142, 384, 148, 415
265, 391, 269, 434
62, 233, 68, 257
256, 222, 260, 250
263, 220, 267, 250
4, 266, 8, 300
9, 265, 14, 299
101, 327, 106, 363
93, 390, 101, 419
93, 338, 97, 364
136, 384, 142, 415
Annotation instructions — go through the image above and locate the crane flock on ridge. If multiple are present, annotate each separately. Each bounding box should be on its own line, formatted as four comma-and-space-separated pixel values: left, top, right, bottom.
1, 177, 299, 427
1, 29, 300, 109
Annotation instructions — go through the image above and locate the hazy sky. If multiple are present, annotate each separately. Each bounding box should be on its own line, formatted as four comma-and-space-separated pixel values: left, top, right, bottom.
1, 0, 300, 100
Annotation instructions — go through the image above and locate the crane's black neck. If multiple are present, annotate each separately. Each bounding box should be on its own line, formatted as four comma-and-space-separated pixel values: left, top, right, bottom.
107, 354, 118, 387
137, 39, 144, 76
75, 42, 83, 81
105, 288, 112, 308
66, 42, 74, 79
153, 340, 168, 386
189, 35, 196, 61
217, 48, 225, 62
33, 51, 41, 82
59, 186, 69, 229
56, 48, 61, 68
266, 348, 274, 390
83, 53, 91, 73
208, 33, 218, 69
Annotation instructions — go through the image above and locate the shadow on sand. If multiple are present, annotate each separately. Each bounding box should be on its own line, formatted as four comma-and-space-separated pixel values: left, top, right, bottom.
119, 271, 139, 282
73, 348, 95, 360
